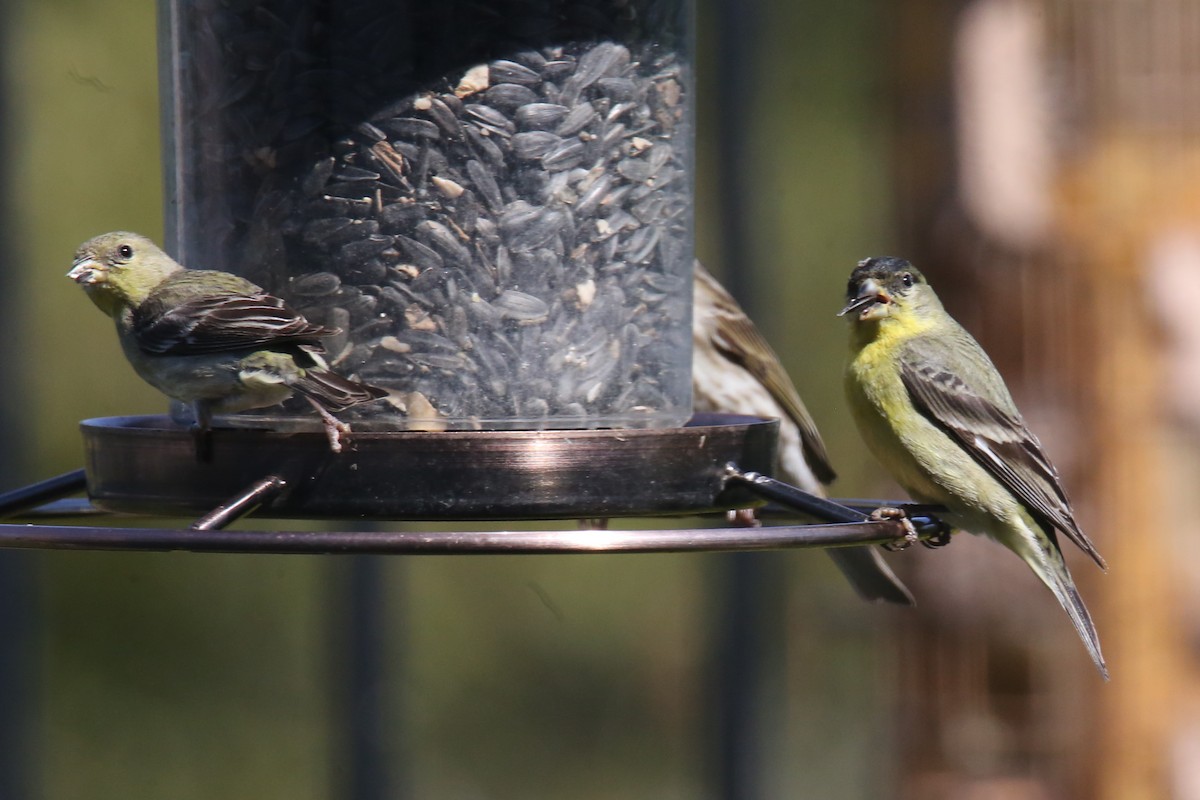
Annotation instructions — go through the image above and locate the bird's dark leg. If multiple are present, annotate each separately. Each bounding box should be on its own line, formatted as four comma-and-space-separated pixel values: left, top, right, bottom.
191, 401, 214, 462
920, 529, 953, 549
305, 397, 349, 453
872, 506, 919, 550
899, 503, 954, 548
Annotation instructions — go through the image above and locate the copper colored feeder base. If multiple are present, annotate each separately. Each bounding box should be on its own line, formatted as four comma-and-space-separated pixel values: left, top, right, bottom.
80, 412, 779, 520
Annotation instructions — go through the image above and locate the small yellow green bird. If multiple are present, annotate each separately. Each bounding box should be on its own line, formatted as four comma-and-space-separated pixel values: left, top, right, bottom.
841, 256, 1107, 678
68, 231, 386, 452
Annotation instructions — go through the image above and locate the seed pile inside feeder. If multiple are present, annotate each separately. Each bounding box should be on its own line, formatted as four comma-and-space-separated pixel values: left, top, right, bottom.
167, 4, 693, 430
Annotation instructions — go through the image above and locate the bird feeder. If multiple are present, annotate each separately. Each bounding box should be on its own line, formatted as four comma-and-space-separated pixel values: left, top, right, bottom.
74, 0, 735, 520
6, 0, 946, 539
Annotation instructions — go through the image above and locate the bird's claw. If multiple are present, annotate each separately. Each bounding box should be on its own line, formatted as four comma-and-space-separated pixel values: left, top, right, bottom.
872, 506, 919, 550
726, 508, 762, 528
306, 398, 351, 453
324, 422, 347, 454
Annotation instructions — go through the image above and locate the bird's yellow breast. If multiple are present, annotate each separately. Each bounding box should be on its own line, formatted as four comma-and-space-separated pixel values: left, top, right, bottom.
847, 359, 937, 500
845, 315, 959, 506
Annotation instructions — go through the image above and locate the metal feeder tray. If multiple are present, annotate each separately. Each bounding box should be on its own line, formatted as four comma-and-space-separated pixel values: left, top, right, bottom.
80, 412, 781, 520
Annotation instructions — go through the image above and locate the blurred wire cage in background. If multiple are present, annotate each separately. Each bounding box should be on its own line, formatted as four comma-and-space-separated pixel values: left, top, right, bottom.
887, 0, 1200, 798
1049, 0, 1200, 136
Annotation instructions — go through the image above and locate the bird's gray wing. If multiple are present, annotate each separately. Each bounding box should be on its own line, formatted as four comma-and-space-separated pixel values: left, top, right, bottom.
706, 281, 836, 484
133, 293, 333, 356
899, 338, 1105, 568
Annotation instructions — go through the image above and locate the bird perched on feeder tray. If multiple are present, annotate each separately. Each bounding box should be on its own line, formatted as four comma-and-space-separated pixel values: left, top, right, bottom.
68, 231, 386, 453
841, 256, 1107, 678
692, 260, 915, 606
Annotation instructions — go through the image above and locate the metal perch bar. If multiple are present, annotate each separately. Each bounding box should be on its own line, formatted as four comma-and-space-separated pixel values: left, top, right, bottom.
725, 465, 871, 523
726, 466, 951, 539
0, 517, 932, 555
190, 475, 288, 531
0, 469, 87, 519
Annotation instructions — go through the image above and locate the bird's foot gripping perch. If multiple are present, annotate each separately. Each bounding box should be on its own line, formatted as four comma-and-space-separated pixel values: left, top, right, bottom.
873, 506, 919, 550
871, 505, 953, 550
305, 397, 352, 454
727, 508, 762, 528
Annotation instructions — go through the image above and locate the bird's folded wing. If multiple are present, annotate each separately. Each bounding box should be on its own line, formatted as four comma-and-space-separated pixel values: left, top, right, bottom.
133, 293, 332, 355
898, 340, 1105, 568
711, 307, 837, 484
293, 367, 388, 411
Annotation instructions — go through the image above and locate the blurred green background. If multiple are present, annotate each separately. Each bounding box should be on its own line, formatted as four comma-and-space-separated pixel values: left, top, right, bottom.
6, 0, 904, 798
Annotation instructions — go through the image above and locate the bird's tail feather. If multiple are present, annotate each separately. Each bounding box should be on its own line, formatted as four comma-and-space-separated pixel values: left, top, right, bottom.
826, 547, 916, 606
1026, 540, 1108, 680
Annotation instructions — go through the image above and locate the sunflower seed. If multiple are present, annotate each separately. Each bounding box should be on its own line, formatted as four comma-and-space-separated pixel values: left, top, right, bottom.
514, 102, 570, 131
464, 103, 514, 136
541, 139, 586, 171
484, 83, 539, 111
493, 290, 550, 322
393, 235, 444, 271
465, 159, 504, 213
490, 59, 541, 86
463, 125, 506, 169
555, 102, 597, 137
380, 117, 440, 140
424, 96, 463, 141
378, 201, 426, 230
341, 234, 394, 264
415, 220, 471, 264
512, 131, 561, 160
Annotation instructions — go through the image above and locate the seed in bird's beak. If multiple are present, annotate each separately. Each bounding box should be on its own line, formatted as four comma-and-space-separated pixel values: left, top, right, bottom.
838, 294, 877, 317
67, 258, 104, 285
838, 278, 891, 317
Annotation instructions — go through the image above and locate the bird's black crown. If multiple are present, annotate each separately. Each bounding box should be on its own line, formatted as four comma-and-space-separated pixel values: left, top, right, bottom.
847, 256, 926, 299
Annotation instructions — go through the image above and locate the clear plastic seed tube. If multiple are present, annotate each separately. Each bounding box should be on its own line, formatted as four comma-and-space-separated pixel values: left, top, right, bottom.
158, 0, 695, 431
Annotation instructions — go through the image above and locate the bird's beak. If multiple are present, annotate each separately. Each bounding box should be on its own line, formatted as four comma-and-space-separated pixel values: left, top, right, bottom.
838, 278, 892, 320
67, 257, 105, 285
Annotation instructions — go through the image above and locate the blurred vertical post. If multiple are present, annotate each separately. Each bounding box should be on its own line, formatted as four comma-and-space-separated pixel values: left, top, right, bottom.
712, 0, 761, 301
331, 555, 400, 800
0, 2, 38, 797
708, 553, 784, 800
705, 0, 781, 798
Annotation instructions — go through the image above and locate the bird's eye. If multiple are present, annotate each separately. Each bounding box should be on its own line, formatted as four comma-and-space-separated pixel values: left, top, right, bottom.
117, 244, 134, 259
900, 272, 914, 288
